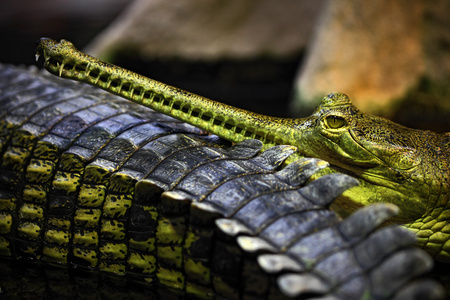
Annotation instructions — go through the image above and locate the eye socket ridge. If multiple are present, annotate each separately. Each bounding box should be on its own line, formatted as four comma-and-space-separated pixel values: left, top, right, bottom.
323, 115, 348, 129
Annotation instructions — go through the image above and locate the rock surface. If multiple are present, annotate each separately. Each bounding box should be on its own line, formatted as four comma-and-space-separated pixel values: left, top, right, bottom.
85, 0, 326, 60
84, 0, 450, 128
292, 0, 450, 118
291, 0, 424, 115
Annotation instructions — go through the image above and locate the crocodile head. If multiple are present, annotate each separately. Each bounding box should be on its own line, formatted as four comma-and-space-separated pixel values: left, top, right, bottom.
288, 93, 448, 222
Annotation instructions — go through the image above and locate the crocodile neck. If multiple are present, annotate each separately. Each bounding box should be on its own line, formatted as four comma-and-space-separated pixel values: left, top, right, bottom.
35, 38, 297, 150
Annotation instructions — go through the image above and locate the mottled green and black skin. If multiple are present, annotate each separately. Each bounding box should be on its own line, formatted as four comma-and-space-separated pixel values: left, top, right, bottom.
35, 38, 450, 261
0, 64, 444, 299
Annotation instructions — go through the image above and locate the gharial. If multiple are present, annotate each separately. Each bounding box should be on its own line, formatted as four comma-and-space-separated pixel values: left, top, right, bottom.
0, 38, 447, 299
34, 38, 450, 262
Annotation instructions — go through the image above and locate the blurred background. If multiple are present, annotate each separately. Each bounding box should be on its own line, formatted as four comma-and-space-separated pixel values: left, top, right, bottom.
0, 0, 129, 65
0, 0, 449, 131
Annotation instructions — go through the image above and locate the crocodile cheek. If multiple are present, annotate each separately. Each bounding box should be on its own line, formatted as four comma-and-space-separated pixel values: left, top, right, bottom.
354, 136, 421, 171
333, 179, 427, 222
302, 130, 379, 170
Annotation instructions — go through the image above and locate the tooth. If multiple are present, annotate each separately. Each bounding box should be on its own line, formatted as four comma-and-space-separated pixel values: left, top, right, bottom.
84, 63, 91, 79
59, 63, 64, 77
35, 54, 40, 62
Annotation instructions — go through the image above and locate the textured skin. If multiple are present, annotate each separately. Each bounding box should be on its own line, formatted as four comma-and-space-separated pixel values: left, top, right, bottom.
0, 64, 444, 299
35, 38, 450, 262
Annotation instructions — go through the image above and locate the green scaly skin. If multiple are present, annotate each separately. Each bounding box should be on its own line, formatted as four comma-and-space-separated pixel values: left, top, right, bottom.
35, 38, 450, 261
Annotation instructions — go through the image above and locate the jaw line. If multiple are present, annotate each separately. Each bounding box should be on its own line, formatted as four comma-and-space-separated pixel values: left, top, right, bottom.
296, 132, 399, 191
307, 133, 382, 170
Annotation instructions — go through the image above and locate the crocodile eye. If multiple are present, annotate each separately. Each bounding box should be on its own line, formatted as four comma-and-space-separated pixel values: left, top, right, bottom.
324, 115, 347, 129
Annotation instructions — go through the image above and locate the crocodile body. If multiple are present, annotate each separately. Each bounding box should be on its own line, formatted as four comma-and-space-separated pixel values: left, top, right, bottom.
34, 38, 450, 262
0, 64, 444, 299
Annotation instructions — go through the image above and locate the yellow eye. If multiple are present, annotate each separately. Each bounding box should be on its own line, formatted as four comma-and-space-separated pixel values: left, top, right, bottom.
324, 115, 347, 129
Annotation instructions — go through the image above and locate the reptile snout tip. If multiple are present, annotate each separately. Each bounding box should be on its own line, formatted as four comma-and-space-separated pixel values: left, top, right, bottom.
35, 37, 59, 52
35, 37, 52, 61
35, 37, 63, 63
